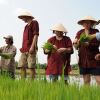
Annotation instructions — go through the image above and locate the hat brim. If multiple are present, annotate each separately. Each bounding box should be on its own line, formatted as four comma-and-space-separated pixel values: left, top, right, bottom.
3, 37, 13, 40
78, 20, 97, 25
18, 15, 34, 19
52, 29, 67, 33
3, 37, 8, 39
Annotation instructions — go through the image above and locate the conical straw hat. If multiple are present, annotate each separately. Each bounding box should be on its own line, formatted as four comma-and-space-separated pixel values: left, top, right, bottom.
78, 16, 97, 25
51, 23, 68, 33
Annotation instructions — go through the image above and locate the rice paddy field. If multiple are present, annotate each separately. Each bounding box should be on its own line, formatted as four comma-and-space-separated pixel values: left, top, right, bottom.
0, 75, 100, 100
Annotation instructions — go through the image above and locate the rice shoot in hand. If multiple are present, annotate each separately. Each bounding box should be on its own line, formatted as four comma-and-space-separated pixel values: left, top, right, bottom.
80, 33, 90, 43
0, 53, 12, 59
42, 42, 54, 51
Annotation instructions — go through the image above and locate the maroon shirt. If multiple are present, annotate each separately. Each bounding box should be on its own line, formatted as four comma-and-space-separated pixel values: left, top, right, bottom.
46, 36, 73, 75
76, 28, 100, 68
20, 20, 39, 53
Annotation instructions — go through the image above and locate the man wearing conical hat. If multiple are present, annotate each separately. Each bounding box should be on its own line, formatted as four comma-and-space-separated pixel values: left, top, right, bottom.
43, 23, 73, 83
73, 16, 100, 85
18, 10, 39, 79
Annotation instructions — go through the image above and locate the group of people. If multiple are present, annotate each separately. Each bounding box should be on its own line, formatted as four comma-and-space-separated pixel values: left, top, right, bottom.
0, 10, 100, 85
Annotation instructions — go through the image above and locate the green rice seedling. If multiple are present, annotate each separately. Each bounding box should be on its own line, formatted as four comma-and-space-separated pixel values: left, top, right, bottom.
0, 75, 100, 100
80, 33, 89, 43
79, 85, 100, 100
36, 54, 41, 81
42, 42, 54, 51
61, 64, 66, 84
61, 61, 68, 84
0, 53, 12, 59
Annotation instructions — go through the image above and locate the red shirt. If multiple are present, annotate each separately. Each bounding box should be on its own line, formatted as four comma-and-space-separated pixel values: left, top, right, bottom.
76, 28, 100, 68
20, 20, 39, 53
46, 36, 73, 75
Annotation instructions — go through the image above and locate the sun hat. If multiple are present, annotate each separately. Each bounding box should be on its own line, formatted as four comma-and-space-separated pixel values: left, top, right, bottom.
18, 10, 34, 19
78, 16, 97, 25
51, 23, 68, 33
3, 35, 13, 41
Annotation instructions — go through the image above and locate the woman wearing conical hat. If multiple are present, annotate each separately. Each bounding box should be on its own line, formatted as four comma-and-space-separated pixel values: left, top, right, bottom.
43, 23, 73, 83
73, 16, 100, 85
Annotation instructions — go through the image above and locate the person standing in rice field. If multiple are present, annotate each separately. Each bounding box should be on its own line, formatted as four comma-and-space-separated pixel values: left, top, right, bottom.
43, 24, 73, 83
18, 10, 39, 79
73, 16, 100, 85
0, 35, 17, 79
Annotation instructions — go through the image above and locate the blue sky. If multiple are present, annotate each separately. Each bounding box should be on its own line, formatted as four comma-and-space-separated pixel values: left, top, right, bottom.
0, 0, 100, 64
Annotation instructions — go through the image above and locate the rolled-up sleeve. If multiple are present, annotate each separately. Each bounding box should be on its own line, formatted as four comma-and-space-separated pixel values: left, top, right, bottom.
33, 20, 39, 35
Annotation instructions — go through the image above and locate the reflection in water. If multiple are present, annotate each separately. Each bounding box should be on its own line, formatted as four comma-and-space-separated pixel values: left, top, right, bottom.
15, 74, 96, 85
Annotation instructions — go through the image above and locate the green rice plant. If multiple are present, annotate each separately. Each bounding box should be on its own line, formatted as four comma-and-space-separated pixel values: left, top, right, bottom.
42, 42, 54, 51
80, 33, 89, 43
61, 61, 68, 84
0, 75, 100, 100
79, 85, 100, 100
61, 64, 66, 84
36, 54, 41, 81
0, 53, 12, 59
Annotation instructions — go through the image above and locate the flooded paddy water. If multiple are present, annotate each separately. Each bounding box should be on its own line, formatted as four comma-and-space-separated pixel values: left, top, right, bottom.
15, 70, 96, 85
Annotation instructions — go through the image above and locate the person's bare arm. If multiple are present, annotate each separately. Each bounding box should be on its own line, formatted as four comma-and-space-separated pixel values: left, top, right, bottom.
95, 53, 100, 60
73, 38, 80, 50
57, 47, 72, 54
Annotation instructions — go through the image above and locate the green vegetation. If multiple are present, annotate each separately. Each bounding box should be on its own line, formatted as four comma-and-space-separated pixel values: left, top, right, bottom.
0, 75, 99, 100
72, 64, 78, 70
0, 63, 99, 100
42, 42, 54, 51
38, 63, 47, 69
80, 33, 90, 43
0, 53, 12, 59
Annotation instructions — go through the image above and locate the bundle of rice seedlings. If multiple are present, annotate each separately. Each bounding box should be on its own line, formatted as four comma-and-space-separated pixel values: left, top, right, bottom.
42, 42, 54, 51
80, 33, 89, 43
0, 53, 12, 59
